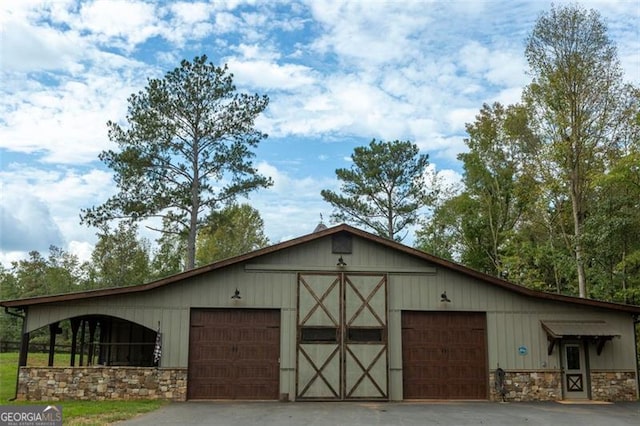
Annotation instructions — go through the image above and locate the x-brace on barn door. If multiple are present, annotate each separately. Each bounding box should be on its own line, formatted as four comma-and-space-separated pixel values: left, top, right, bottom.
296, 273, 388, 400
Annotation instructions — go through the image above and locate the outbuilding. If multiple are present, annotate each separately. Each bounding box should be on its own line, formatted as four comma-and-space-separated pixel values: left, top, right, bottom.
2, 224, 639, 402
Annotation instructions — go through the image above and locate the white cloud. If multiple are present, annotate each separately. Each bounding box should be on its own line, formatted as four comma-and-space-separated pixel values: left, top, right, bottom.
77, 0, 161, 48
0, 17, 87, 72
227, 59, 316, 90
169, 1, 212, 25
212, 11, 242, 33
308, 1, 427, 66
0, 73, 137, 163
1, 0, 638, 266
0, 165, 114, 259
68, 240, 94, 264
251, 161, 335, 241
0, 194, 64, 252
446, 108, 479, 132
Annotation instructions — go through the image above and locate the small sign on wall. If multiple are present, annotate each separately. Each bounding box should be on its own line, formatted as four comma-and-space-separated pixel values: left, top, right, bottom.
518, 345, 528, 356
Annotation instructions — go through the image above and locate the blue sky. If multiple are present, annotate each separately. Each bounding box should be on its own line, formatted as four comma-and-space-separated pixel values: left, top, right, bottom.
1, 0, 639, 266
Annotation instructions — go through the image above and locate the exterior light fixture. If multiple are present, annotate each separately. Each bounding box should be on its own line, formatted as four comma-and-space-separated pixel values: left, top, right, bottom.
231, 288, 242, 299
440, 291, 451, 303
337, 256, 347, 268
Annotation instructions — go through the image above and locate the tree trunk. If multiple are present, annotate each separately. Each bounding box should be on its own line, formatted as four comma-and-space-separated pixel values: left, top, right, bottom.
186, 214, 197, 270
570, 165, 587, 298
187, 136, 200, 270
574, 239, 587, 298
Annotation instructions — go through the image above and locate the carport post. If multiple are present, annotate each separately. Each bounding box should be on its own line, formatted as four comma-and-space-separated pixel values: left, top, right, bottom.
79, 319, 86, 366
48, 321, 59, 367
4, 306, 28, 401
88, 318, 97, 365
18, 331, 29, 367
70, 318, 80, 366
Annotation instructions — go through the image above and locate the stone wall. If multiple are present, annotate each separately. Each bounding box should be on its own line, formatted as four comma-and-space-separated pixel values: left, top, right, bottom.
489, 370, 561, 402
17, 367, 187, 401
489, 370, 638, 402
590, 371, 637, 402
16, 366, 638, 402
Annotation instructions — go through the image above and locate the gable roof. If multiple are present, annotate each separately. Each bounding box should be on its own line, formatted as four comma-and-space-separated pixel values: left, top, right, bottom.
2, 224, 640, 314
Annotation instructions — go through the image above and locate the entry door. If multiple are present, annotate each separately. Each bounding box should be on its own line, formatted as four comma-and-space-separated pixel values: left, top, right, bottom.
296, 273, 388, 400
562, 341, 589, 399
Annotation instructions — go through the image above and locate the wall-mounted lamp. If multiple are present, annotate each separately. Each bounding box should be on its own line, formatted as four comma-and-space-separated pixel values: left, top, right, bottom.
440, 291, 451, 303
337, 256, 347, 268
231, 288, 242, 299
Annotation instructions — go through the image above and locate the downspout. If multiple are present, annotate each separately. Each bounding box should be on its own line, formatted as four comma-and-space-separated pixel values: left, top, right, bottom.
4, 306, 26, 401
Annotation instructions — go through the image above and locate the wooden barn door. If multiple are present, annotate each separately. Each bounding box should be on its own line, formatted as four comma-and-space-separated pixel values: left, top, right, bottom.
296, 273, 342, 399
344, 274, 388, 399
296, 273, 387, 400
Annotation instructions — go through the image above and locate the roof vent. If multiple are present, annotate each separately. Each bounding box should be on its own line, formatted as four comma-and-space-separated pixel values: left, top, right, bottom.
313, 223, 328, 232
313, 214, 328, 233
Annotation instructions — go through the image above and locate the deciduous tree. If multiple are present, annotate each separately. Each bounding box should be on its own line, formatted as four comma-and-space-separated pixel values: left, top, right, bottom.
196, 203, 269, 265
524, 4, 626, 297
88, 222, 150, 289
417, 103, 537, 276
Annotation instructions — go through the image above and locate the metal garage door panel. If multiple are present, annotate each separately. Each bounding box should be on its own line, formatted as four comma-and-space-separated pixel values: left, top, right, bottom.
402, 311, 488, 400
188, 309, 280, 400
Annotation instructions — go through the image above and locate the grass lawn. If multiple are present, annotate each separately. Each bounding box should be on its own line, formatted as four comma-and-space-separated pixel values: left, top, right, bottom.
0, 352, 166, 425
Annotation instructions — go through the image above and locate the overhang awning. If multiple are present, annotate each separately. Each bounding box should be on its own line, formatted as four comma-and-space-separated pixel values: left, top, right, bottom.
541, 320, 621, 356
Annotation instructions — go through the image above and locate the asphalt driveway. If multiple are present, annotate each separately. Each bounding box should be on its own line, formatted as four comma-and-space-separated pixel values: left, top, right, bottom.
119, 401, 640, 426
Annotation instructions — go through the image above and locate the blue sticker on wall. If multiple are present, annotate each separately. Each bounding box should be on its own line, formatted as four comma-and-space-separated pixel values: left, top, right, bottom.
518, 345, 528, 356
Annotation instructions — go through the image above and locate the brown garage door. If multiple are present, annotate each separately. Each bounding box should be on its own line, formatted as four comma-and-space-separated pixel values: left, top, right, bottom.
188, 309, 280, 400
402, 311, 488, 399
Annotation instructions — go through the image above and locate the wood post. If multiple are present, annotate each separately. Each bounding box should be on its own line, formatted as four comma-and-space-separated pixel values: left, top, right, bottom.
48, 322, 59, 367
70, 318, 81, 367
88, 318, 97, 366
79, 319, 86, 366
18, 331, 29, 367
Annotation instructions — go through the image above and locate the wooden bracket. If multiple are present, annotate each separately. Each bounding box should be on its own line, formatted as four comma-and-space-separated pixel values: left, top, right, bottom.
547, 337, 557, 356
595, 337, 612, 356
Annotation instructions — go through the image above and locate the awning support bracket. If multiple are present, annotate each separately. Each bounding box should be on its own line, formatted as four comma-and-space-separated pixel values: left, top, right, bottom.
595, 337, 613, 356
547, 337, 557, 356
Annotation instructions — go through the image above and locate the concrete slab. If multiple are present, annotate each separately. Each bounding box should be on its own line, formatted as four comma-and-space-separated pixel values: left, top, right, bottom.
118, 401, 640, 426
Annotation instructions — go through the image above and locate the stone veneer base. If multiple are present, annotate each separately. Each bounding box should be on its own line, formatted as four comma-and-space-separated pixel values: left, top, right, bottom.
489, 370, 562, 402
17, 366, 187, 401
590, 371, 637, 401
16, 367, 637, 402
489, 370, 638, 402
